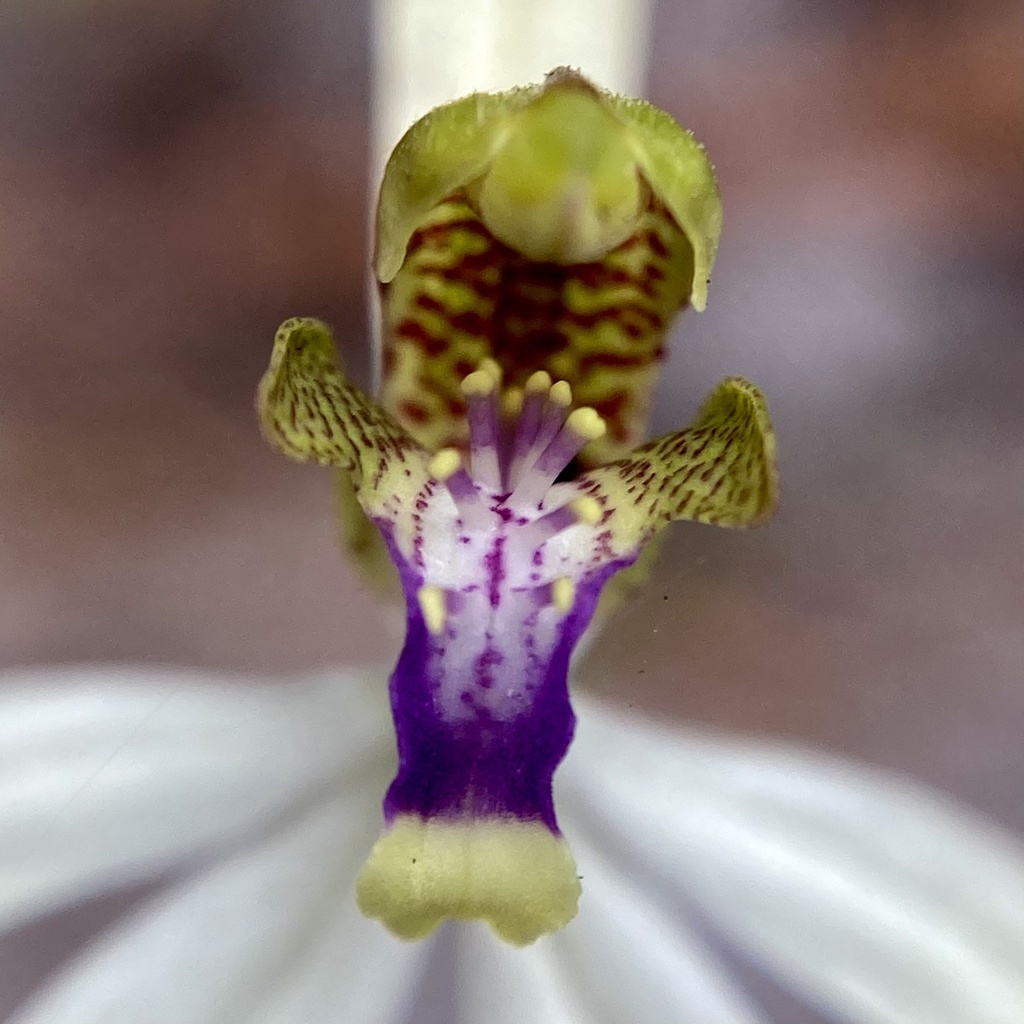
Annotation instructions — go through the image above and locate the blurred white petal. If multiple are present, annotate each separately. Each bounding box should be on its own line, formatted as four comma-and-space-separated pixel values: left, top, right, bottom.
546, 830, 769, 1024
455, 924, 587, 1024
9, 788, 426, 1024
0, 667, 391, 929
566, 697, 1024, 1024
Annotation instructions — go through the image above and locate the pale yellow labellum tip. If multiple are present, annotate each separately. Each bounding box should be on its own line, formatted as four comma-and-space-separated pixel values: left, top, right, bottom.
356, 816, 581, 946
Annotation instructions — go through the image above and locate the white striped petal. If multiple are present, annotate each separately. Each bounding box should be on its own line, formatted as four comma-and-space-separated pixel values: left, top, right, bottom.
545, 828, 769, 1024
10, 785, 425, 1024
454, 828, 767, 1024
0, 667, 392, 930
565, 697, 1024, 1024
455, 924, 587, 1024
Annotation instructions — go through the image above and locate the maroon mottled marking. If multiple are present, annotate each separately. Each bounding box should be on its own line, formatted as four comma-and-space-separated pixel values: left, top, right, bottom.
575, 263, 660, 301
396, 318, 448, 357
400, 400, 430, 425
384, 191, 687, 459
690, 435, 712, 459
407, 218, 494, 250
417, 373, 461, 403
418, 248, 504, 278
448, 309, 491, 335
591, 394, 630, 440
485, 535, 506, 609
414, 293, 447, 315
646, 230, 670, 259
577, 350, 656, 374
473, 644, 504, 690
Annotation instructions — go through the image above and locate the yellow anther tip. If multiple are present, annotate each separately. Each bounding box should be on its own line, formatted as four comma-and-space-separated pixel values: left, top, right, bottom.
417, 585, 447, 635
477, 357, 503, 384
524, 370, 553, 395
428, 448, 462, 481
460, 369, 497, 397
549, 380, 573, 407
565, 406, 606, 441
551, 576, 576, 613
570, 496, 602, 526
501, 387, 525, 418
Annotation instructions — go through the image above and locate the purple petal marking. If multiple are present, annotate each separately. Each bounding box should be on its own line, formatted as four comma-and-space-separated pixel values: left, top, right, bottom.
382, 551, 627, 831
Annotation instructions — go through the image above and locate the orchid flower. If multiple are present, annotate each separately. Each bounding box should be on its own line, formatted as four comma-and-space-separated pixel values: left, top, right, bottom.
258, 68, 774, 945
5, 68, 1024, 1024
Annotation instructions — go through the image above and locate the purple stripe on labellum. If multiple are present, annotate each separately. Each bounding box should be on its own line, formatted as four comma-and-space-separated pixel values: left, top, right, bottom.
484, 534, 506, 609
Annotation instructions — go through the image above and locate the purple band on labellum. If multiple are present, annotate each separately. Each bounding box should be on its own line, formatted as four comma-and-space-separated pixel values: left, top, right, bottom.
381, 548, 625, 829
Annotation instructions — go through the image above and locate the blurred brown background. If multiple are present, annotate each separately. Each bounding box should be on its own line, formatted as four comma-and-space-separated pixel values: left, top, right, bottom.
1, 0, 1021, 847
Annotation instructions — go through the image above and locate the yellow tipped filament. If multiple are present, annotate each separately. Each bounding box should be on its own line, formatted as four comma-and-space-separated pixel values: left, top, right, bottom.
524, 370, 553, 395
428, 448, 463, 481
570, 496, 602, 526
549, 380, 572, 407
501, 387, 525, 418
565, 407, 607, 442
417, 585, 448, 635
460, 369, 498, 397
551, 576, 576, 613
477, 357, 503, 385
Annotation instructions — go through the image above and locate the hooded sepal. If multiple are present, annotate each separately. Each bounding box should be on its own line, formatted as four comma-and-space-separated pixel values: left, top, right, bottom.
376, 67, 720, 309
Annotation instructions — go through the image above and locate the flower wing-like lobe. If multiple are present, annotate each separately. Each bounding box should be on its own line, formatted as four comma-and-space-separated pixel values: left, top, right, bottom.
601, 90, 722, 311
574, 376, 777, 564
257, 317, 431, 523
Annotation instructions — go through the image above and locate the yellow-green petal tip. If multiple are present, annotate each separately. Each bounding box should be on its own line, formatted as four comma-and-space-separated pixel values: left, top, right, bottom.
355, 815, 581, 946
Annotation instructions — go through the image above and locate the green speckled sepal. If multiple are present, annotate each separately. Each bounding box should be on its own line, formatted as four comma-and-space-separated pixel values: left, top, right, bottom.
258, 318, 431, 525
376, 67, 720, 306
576, 377, 778, 560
